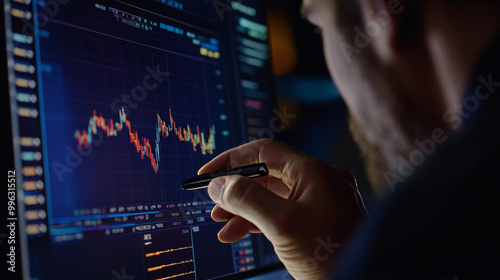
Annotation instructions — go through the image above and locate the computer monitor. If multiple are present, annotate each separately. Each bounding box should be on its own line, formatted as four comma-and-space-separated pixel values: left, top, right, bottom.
3, 0, 284, 279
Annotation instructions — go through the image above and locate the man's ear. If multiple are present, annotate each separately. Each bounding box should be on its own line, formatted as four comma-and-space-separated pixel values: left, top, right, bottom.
369, 0, 422, 52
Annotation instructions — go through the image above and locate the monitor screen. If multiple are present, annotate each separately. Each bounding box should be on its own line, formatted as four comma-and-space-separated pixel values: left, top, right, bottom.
3, 0, 280, 279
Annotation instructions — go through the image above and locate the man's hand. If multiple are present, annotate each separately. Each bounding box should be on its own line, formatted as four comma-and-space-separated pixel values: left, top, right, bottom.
199, 140, 367, 280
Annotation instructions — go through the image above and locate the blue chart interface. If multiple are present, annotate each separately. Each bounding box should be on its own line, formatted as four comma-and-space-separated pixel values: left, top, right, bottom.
5, 0, 278, 279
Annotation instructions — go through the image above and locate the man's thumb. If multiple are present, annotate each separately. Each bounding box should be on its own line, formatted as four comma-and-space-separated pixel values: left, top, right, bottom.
208, 175, 293, 237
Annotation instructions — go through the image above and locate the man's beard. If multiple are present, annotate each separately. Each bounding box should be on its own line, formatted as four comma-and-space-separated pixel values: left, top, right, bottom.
348, 113, 390, 195
348, 111, 419, 195
348, 102, 437, 195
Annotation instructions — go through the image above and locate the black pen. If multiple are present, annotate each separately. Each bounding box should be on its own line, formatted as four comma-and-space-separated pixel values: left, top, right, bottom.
181, 163, 269, 190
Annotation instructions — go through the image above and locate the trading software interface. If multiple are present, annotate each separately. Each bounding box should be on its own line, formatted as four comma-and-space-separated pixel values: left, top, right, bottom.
4, 0, 278, 279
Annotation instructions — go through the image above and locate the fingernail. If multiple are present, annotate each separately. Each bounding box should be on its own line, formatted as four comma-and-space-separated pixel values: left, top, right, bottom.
197, 164, 207, 175
208, 178, 225, 203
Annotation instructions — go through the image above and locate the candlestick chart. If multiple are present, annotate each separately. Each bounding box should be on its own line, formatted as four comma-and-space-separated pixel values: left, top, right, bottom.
74, 107, 217, 174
